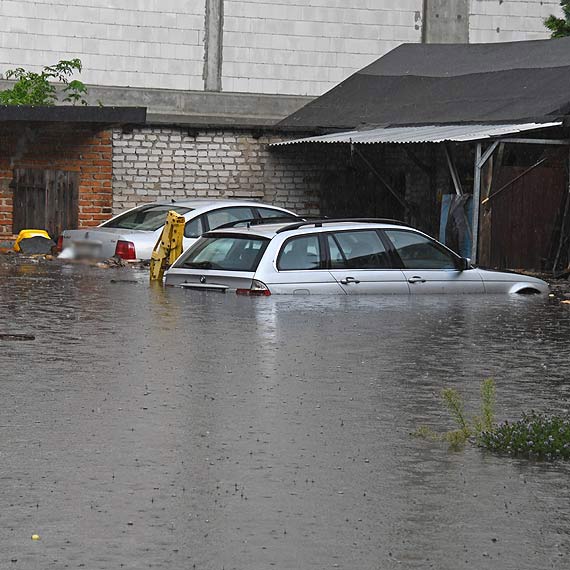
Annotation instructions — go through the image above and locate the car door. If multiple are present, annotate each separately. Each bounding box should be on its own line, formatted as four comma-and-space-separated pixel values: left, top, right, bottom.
271, 233, 344, 294
326, 230, 409, 294
383, 229, 484, 294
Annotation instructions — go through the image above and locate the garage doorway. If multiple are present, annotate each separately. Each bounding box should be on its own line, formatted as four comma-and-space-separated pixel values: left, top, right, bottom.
12, 169, 79, 238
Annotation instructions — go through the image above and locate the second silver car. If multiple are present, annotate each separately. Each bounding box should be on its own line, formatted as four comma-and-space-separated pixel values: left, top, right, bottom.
59, 199, 299, 260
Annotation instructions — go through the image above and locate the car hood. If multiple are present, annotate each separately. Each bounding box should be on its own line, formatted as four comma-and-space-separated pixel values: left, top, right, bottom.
475, 268, 549, 293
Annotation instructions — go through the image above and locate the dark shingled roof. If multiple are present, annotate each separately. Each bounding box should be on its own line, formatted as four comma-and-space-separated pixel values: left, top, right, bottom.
278, 38, 570, 130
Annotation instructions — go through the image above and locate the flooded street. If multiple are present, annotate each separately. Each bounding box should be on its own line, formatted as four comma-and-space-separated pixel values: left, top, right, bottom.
2, 257, 570, 570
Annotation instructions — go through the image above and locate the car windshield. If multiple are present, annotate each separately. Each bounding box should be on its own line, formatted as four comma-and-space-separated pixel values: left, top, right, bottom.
102, 205, 192, 231
176, 235, 269, 272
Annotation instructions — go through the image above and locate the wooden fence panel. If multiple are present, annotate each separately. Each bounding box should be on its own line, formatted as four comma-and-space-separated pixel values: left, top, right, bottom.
12, 169, 79, 238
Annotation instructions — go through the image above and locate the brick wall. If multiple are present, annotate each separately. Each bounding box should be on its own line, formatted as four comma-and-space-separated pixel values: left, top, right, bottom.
112, 127, 323, 216
0, 123, 112, 237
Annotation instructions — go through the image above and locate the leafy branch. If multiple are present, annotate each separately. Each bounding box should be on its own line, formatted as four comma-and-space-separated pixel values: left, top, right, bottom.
0, 58, 88, 106
545, 1, 570, 38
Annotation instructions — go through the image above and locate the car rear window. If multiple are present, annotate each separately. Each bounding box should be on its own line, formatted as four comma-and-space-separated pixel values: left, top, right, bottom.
176, 235, 269, 272
257, 207, 297, 220
102, 205, 192, 231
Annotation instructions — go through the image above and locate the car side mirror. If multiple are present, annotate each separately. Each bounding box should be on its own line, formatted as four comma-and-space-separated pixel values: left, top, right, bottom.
458, 257, 471, 271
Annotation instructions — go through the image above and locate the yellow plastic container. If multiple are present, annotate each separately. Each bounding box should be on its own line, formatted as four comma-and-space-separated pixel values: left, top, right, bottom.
13, 229, 52, 252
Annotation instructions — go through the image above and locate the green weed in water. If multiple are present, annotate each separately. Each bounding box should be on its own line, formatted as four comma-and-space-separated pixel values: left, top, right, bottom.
415, 379, 570, 461
442, 387, 471, 437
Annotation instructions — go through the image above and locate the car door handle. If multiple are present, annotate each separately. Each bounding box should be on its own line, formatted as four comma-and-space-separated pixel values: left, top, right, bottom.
408, 276, 426, 284
340, 276, 360, 285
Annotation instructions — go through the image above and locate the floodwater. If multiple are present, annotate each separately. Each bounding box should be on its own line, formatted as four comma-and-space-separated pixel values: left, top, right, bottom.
1, 257, 570, 570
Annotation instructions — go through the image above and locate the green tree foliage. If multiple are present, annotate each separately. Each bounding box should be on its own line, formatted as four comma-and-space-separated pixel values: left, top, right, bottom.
0, 59, 88, 106
545, 1, 570, 38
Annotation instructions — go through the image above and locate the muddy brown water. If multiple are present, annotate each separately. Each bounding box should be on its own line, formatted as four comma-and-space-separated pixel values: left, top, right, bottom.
1, 257, 570, 570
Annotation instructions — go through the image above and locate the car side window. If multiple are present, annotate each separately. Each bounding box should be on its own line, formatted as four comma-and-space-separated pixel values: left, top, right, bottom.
206, 207, 254, 230
384, 229, 458, 269
278, 235, 321, 271
184, 216, 203, 238
331, 230, 391, 269
257, 207, 297, 220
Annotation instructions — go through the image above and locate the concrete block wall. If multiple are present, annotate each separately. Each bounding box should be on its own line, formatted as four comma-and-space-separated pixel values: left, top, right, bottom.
0, 1, 563, 99
112, 127, 323, 216
0, 0, 205, 90
470, 0, 563, 42
223, 0, 424, 96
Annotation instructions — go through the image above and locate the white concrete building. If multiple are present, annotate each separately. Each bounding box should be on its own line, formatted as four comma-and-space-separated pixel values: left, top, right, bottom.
0, 0, 563, 123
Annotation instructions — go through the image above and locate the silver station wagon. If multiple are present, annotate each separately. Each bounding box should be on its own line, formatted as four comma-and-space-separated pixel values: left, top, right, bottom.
164, 219, 549, 296
59, 199, 299, 261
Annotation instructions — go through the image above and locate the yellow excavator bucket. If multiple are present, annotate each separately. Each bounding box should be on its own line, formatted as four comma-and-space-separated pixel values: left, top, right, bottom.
149, 210, 186, 282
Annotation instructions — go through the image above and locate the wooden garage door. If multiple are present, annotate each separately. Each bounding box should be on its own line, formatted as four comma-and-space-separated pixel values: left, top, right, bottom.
12, 169, 79, 238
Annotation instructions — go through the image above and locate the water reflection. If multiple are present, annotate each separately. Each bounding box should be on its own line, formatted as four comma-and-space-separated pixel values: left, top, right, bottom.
1, 258, 569, 569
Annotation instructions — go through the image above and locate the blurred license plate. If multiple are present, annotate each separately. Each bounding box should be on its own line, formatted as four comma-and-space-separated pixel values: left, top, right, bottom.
72, 241, 102, 258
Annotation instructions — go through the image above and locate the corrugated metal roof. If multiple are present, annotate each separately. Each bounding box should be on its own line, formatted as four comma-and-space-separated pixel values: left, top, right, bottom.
271, 122, 563, 146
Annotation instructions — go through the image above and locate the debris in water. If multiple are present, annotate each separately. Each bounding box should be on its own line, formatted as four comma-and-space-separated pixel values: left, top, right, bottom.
0, 333, 35, 341
18, 236, 55, 255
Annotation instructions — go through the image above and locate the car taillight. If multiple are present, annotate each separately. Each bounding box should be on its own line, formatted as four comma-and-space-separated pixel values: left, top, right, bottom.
56, 236, 63, 252
115, 240, 136, 260
236, 279, 271, 296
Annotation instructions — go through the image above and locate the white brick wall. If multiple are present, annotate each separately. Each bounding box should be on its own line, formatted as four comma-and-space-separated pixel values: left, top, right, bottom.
223, 0, 424, 96
0, 0, 205, 90
470, 0, 563, 42
112, 127, 322, 215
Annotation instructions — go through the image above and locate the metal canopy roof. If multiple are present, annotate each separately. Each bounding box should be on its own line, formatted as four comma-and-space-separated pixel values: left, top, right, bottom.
271, 122, 563, 147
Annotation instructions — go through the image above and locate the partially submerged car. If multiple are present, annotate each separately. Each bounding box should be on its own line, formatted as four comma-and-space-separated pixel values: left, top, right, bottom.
164, 219, 549, 295
59, 199, 299, 260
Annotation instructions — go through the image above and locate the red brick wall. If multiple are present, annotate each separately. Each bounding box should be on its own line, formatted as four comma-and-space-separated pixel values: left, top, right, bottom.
0, 123, 112, 238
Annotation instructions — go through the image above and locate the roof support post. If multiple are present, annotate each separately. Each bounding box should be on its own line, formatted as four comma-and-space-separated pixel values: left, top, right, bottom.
553, 147, 570, 274
477, 141, 499, 169
444, 143, 463, 195
471, 142, 482, 263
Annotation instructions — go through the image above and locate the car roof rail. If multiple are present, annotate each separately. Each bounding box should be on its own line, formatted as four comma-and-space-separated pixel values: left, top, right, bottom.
274, 218, 410, 234
214, 216, 303, 230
